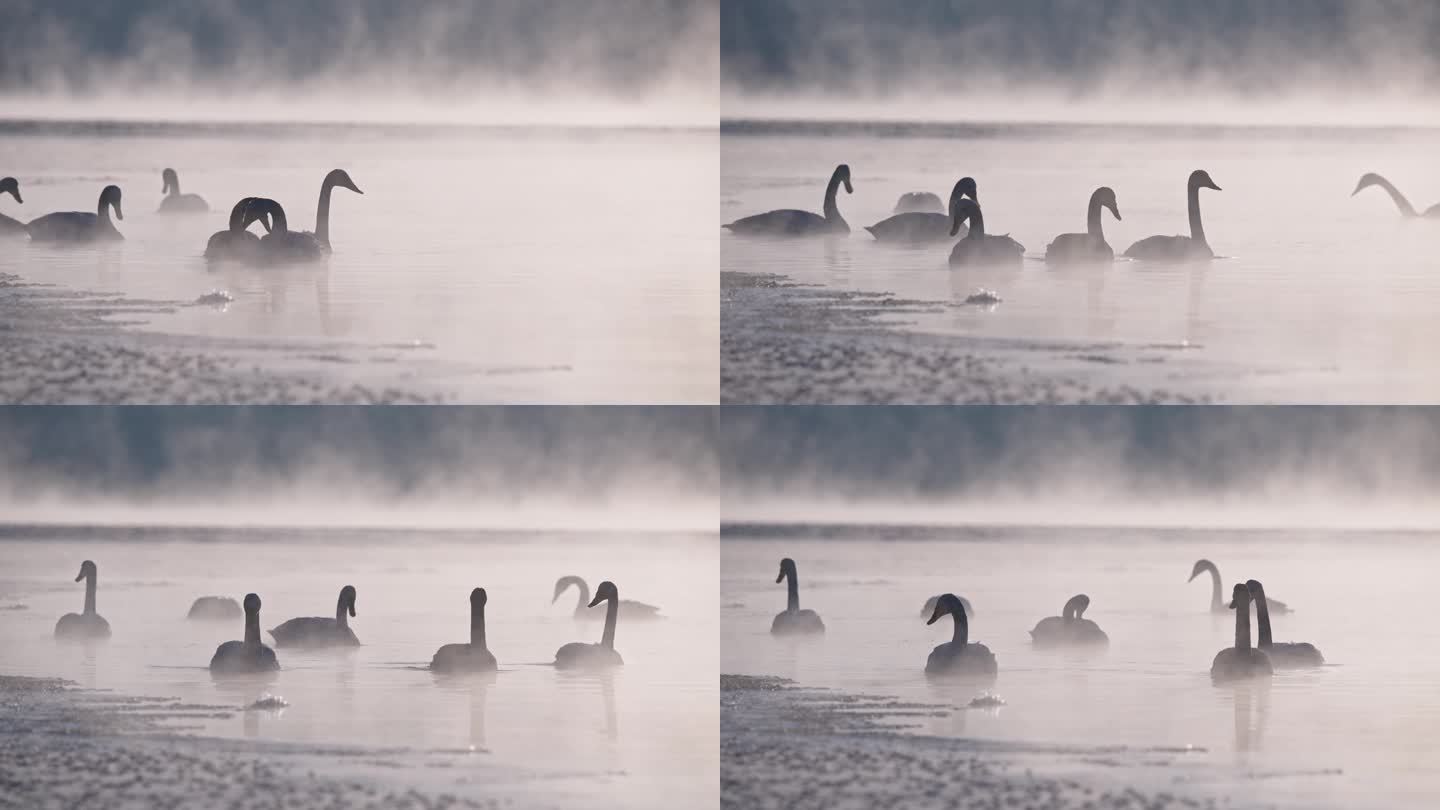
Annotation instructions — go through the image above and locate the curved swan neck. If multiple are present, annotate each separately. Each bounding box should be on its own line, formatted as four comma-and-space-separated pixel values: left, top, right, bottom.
316, 176, 337, 249
601, 595, 618, 649
471, 600, 486, 649
822, 172, 846, 228
784, 567, 799, 612
1234, 593, 1251, 650
244, 607, 261, 646
1363, 175, 1417, 217
83, 570, 97, 615
951, 604, 968, 646
1086, 194, 1105, 238
565, 577, 591, 613
1204, 563, 1222, 610
1251, 587, 1273, 647
335, 593, 348, 627
1062, 596, 1086, 621
1187, 179, 1208, 245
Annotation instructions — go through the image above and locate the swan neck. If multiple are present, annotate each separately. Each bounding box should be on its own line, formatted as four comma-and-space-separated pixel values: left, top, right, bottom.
1253, 590, 1273, 647
952, 607, 968, 646
601, 596, 618, 649
1086, 197, 1104, 238
335, 594, 348, 627
244, 609, 260, 646
316, 178, 336, 249
785, 568, 799, 612
83, 571, 96, 615
1063, 600, 1077, 621
571, 579, 591, 613
1234, 597, 1251, 650
822, 175, 845, 228
1375, 176, 1418, 217
969, 207, 985, 237
471, 601, 486, 649
1208, 566, 1222, 610
1187, 181, 1207, 245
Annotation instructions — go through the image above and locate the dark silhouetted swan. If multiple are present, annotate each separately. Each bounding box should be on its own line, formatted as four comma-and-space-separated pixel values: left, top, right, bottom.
1190, 559, 1289, 615
1246, 579, 1322, 668
187, 596, 242, 621
254, 170, 363, 263
1045, 186, 1121, 264
948, 198, 1024, 268
157, 168, 209, 214
553, 575, 662, 621
204, 197, 273, 262
921, 594, 973, 619
54, 560, 111, 641
27, 185, 123, 243
209, 593, 280, 675
724, 164, 852, 236
893, 191, 944, 214
555, 580, 624, 670
866, 177, 975, 243
924, 593, 997, 678
0, 177, 24, 237
269, 585, 360, 648
771, 557, 825, 635
1124, 170, 1220, 262
1210, 584, 1272, 683
1352, 173, 1440, 218
431, 588, 498, 674
1030, 594, 1109, 648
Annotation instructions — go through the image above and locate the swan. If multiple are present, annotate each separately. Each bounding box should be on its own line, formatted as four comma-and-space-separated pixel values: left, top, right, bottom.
209, 593, 280, 675
892, 191, 944, 214
947, 198, 1025, 268
1124, 169, 1220, 262
0, 177, 25, 237
255, 169, 363, 263
204, 197, 274, 262
866, 177, 975, 243
431, 587, 498, 674
268, 585, 360, 648
921, 594, 973, 619
554, 580, 624, 670
771, 557, 825, 635
157, 168, 209, 214
1045, 186, 1121, 264
187, 596, 242, 621
553, 576, 662, 620
27, 185, 123, 243
1210, 584, 1272, 683
1352, 173, 1440, 218
924, 593, 997, 679
1190, 559, 1289, 615
1030, 594, 1109, 648
1245, 579, 1322, 668
54, 560, 111, 641
723, 164, 852, 236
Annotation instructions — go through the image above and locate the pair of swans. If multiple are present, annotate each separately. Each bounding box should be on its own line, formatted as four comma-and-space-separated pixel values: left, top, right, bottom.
552, 575, 662, 620
430, 581, 627, 674
205, 169, 363, 265
1210, 577, 1323, 683
1352, 173, 1440, 219
210, 586, 358, 676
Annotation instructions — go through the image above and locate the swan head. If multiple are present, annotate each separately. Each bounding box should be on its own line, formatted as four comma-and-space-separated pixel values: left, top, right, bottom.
587, 580, 617, 608
470, 587, 487, 606
101, 185, 124, 220
1095, 186, 1121, 220
950, 176, 977, 205
325, 169, 364, 196
776, 557, 797, 583
340, 585, 357, 617
242, 198, 286, 233
1228, 583, 1249, 609
1189, 170, 1221, 192
243, 593, 261, 615
926, 593, 965, 624
1188, 558, 1215, 582
1351, 173, 1384, 196
834, 164, 852, 195
161, 168, 178, 195
1063, 593, 1091, 619
1244, 579, 1266, 600
949, 198, 980, 236
75, 560, 96, 582
0, 177, 20, 204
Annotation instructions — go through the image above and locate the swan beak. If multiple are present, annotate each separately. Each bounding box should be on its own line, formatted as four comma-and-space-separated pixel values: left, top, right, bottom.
114, 203, 124, 221
1110, 204, 1122, 221
587, 594, 604, 608
775, 571, 784, 584
1187, 571, 1199, 582
843, 179, 854, 194
925, 608, 943, 625
1209, 182, 1223, 192
12, 190, 22, 204
1227, 599, 1237, 609
74, 570, 84, 582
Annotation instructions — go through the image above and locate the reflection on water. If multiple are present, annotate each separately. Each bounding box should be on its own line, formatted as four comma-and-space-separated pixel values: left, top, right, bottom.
723, 525, 1440, 809
0, 525, 717, 809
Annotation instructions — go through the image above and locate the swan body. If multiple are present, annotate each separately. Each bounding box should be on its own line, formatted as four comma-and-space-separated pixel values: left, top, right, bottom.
269, 585, 360, 648
1190, 559, 1289, 614
555, 580, 624, 670
1124, 170, 1219, 262
431, 588, 498, 674
921, 594, 973, 619
1246, 579, 1322, 668
54, 560, 111, 641
1045, 186, 1121, 264
947, 198, 1024, 268
27, 185, 123, 243
1352, 173, 1440, 218
893, 191, 944, 214
0, 177, 25, 237
187, 596, 242, 621
771, 557, 825, 635
157, 168, 209, 214
867, 177, 974, 243
724, 164, 852, 236
209, 593, 280, 675
1211, 584, 1272, 683
205, 197, 274, 262
1030, 594, 1109, 648
924, 593, 998, 679
553, 576, 662, 621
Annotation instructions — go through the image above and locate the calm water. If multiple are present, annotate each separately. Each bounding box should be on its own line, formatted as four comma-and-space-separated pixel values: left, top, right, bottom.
722, 523, 1440, 809
722, 121, 1440, 402
0, 525, 718, 809
0, 120, 717, 403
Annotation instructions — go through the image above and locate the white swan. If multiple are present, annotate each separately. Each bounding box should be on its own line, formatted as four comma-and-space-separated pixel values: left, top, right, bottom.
1352, 173, 1440, 218
724, 164, 852, 236
924, 593, 997, 679
866, 177, 975, 243
1190, 559, 1290, 614
0, 177, 25, 237
187, 596, 242, 621
431, 588, 498, 674
269, 585, 361, 649
209, 593, 280, 675
947, 198, 1024, 268
157, 168, 209, 214
555, 581, 624, 670
54, 560, 110, 641
1246, 579, 1322, 668
892, 191, 944, 214
1210, 584, 1272, 683
771, 557, 824, 635
1030, 594, 1108, 648
27, 185, 123, 243
1045, 186, 1121, 264
553, 575, 662, 620
1124, 170, 1220, 262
